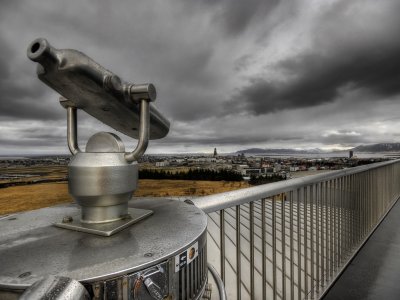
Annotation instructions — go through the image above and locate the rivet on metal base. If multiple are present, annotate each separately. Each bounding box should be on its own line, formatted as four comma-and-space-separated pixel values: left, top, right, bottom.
54, 208, 153, 236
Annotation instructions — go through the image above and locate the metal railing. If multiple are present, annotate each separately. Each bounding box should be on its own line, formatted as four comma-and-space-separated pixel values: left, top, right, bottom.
192, 159, 400, 300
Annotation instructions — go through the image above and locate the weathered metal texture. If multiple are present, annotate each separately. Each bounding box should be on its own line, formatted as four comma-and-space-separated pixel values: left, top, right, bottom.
19, 276, 90, 300
200, 159, 400, 299
62, 132, 148, 234
69, 152, 135, 202
0, 198, 207, 300
27, 38, 169, 140
54, 207, 153, 236
69, 153, 137, 203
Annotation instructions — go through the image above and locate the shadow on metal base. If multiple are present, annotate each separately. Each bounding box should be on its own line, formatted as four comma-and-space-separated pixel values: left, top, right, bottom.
54, 208, 153, 236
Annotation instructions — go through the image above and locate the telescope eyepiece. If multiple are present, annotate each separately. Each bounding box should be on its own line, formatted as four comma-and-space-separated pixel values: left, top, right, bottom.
27, 38, 54, 64
27, 38, 169, 140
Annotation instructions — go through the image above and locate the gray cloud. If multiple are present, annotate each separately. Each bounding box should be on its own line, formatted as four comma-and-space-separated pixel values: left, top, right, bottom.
1, 0, 400, 154
0, 31, 63, 121
0, 137, 64, 147
230, 0, 400, 115
210, 0, 280, 36
320, 131, 367, 146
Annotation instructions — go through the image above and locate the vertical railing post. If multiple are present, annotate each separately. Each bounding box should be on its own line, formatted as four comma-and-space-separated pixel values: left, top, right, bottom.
220, 210, 225, 284
334, 178, 338, 271
304, 187, 308, 296
297, 189, 302, 300
330, 179, 332, 277
289, 192, 295, 300
316, 182, 321, 293
321, 182, 325, 287
363, 172, 367, 237
250, 202, 255, 300
324, 181, 329, 284
273, 196, 277, 300
261, 200, 266, 300
236, 205, 241, 300
281, 193, 286, 300
310, 185, 315, 298
338, 177, 343, 265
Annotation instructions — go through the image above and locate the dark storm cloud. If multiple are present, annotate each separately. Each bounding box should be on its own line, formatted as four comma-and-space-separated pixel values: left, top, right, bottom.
163, 133, 300, 146
0, 33, 63, 121
0, 0, 214, 122
161, 118, 304, 146
0, 137, 64, 147
1, 0, 400, 154
25, 0, 221, 122
230, 0, 400, 115
0, 83, 64, 121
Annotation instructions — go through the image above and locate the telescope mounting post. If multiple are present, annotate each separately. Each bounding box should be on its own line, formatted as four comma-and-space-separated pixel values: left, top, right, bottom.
56, 88, 156, 236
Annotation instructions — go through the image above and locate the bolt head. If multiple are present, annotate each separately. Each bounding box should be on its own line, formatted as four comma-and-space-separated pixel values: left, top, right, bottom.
62, 216, 73, 223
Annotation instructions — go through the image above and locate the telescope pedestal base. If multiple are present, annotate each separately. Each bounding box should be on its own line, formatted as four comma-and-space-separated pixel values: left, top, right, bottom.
54, 208, 153, 236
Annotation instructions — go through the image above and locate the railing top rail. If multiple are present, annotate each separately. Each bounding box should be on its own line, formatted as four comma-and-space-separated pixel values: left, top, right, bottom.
192, 158, 400, 213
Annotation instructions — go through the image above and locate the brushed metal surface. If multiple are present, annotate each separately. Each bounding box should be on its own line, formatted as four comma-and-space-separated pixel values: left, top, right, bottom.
54, 208, 153, 236
27, 38, 169, 140
68, 152, 137, 201
0, 198, 207, 290
20, 276, 90, 300
68, 151, 139, 226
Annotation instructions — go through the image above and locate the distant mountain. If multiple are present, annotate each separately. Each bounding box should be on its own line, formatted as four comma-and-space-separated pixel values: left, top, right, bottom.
236, 143, 400, 155
236, 148, 325, 154
353, 143, 400, 152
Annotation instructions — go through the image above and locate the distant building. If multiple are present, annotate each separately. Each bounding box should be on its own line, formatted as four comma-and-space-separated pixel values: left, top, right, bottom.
273, 163, 282, 173
155, 161, 169, 167
213, 148, 218, 157
235, 164, 249, 176
245, 168, 262, 176
349, 150, 354, 158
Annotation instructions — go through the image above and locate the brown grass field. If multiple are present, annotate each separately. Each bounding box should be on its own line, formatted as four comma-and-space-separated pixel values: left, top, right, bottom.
0, 165, 67, 185
0, 180, 250, 215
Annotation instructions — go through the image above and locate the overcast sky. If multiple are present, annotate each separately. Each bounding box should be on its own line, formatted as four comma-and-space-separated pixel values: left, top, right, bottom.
1, 0, 400, 155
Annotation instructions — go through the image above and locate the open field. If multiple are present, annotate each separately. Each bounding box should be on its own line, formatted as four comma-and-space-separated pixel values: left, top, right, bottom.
0, 179, 250, 215
0, 165, 67, 186
135, 179, 250, 197
0, 165, 250, 214
0, 182, 71, 215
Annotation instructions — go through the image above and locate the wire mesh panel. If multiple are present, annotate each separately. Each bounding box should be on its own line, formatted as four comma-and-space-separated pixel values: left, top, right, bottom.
195, 160, 400, 300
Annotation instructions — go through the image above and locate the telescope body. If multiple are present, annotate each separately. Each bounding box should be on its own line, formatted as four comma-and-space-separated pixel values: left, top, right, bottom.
27, 38, 169, 140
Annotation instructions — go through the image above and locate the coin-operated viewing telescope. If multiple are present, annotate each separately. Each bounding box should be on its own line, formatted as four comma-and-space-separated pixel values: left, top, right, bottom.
0, 39, 209, 300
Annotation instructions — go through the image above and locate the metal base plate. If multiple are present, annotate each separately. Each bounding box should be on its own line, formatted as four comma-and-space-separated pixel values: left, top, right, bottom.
54, 208, 153, 236
0, 198, 207, 290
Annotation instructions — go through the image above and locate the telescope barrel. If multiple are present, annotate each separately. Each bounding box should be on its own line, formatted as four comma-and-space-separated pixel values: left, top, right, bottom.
27, 38, 169, 140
